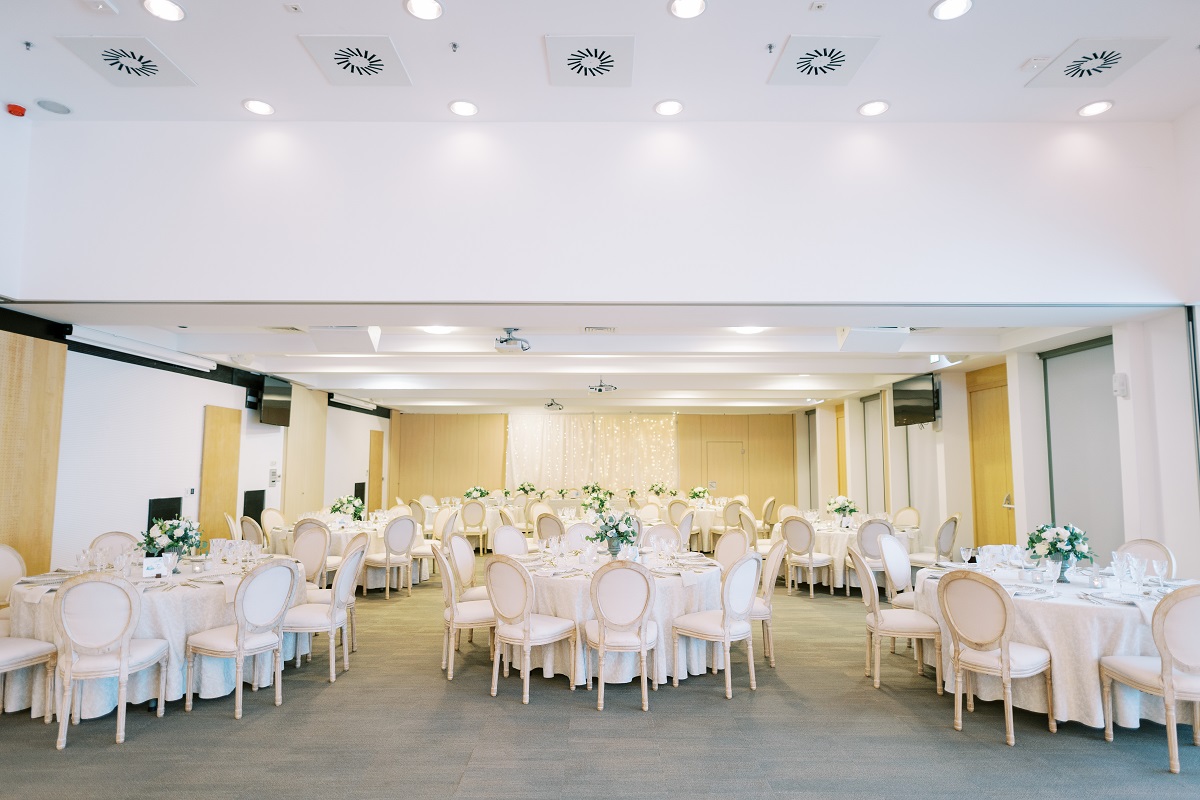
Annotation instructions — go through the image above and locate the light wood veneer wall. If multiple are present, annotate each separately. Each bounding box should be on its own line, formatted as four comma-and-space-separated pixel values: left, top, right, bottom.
391, 414, 507, 503
0, 330, 66, 574
677, 414, 796, 511
280, 386, 328, 523
198, 405, 242, 542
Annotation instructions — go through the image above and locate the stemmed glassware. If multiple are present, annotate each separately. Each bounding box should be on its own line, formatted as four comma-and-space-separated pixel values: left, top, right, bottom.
958, 546, 973, 565
1150, 559, 1169, 588
1128, 556, 1147, 596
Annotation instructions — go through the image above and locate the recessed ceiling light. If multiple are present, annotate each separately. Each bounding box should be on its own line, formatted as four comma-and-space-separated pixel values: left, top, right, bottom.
654, 99, 684, 116
730, 326, 766, 334
36, 100, 71, 115
449, 100, 478, 116
421, 326, 455, 334
669, 0, 706, 19
143, 0, 187, 21
930, 0, 972, 21
406, 0, 443, 20
858, 100, 890, 117
1078, 100, 1113, 117
242, 99, 275, 116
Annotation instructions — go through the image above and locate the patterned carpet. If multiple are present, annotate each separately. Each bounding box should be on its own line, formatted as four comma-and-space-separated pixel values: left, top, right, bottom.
1, 569, 1197, 799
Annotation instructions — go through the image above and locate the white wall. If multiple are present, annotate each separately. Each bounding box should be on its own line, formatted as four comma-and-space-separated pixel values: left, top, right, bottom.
15, 120, 1188, 304
51, 353, 284, 567
793, 411, 811, 509
0, 120, 30, 298
323, 406, 388, 507
1175, 106, 1200, 303
239, 410, 286, 516
900, 374, 974, 548
1006, 352, 1052, 542
862, 396, 885, 514
814, 405, 838, 509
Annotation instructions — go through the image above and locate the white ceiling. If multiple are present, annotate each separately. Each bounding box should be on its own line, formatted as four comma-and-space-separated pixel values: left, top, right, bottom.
4, 1, 1200, 123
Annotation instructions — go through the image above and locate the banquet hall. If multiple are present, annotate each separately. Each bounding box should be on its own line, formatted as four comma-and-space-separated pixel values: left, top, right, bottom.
2, 1, 1200, 796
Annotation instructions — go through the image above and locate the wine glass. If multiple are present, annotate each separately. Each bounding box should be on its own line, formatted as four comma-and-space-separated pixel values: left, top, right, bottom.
958, 546, 973, 565
1128, 556, 1147, 596
1150, 559, 1168, 588
160, 551, 178, 576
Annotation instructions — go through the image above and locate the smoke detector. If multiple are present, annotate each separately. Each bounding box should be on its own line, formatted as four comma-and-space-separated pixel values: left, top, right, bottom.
588, 377, 617, 393
545, 399, 563, 410
495, 327, 531, 353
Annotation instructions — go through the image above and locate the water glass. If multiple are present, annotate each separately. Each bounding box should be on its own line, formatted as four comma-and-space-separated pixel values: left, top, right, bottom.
1150, 559, 1168, 587
1040, 557, 1061, 583
959, 546, 973, 565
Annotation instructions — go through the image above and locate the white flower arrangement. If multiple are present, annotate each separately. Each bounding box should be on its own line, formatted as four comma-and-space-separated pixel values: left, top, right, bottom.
626, 488, 637, 499
330, 495, 365, 521
141, 517, 201, 556
581, 488, 614, 514
1026, 523, 1090, 561
463, 486, 489, 500
581, 482, 603, 496
586, 511, 638, 547
826, 495, 859, 517
517, 482, 537, 495
687, 486, 710, 500
648, 482, 668, 497
555, 488, 569, 499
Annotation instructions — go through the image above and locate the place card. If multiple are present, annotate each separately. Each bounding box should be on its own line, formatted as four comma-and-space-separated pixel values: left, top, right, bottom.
143, 557, 165, 578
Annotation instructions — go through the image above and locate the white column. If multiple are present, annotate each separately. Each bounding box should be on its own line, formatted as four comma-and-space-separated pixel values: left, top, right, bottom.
814, 405, 839, 510
1006, 352, 1052, 545
844, 396, 867, 507
793, 411, 811, 509
883, 389, 910, 512
936, 372, 975, 546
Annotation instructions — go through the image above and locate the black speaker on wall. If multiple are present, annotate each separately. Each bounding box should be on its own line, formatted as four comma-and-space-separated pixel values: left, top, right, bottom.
147, 497, 182, 531
354, 482, 366, 503
243, 490, 266, 526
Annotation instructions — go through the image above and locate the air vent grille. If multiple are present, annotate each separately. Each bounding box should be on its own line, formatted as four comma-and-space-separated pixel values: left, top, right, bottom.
583, 326, 617, 334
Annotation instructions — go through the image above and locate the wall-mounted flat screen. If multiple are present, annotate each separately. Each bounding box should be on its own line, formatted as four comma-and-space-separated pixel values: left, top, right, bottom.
893, 374, 939, 426
260, 377, 292, 427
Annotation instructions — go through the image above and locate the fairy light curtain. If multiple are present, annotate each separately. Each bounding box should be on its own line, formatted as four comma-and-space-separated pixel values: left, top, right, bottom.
506, 414, 678, 493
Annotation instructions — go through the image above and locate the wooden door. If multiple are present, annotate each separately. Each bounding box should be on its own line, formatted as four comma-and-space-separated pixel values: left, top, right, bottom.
835, 404, 847, 496
705, 441, 745, 497
199, 405, 242, 542
967, 365, 1015, 546
367, 429, 384, 512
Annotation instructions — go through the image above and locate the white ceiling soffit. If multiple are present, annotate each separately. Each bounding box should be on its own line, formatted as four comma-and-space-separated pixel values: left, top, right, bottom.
308, 326, 382, 354
1025, 38, 1166, 88
768, 36, 880, 86
298, 35, 412, 87
57, 37, 194, 87
545, 36, 634, 87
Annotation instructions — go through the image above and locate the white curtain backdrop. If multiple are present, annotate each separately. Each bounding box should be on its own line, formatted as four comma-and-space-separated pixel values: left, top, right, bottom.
506, 414, 678, 493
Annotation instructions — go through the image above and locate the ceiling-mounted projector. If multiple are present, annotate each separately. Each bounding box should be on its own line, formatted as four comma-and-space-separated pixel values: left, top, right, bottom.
495, 327, 531, 353
588, 377, 617, 393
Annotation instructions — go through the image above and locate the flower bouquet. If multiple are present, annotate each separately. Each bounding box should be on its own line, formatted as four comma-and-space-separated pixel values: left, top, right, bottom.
581, 489, 614, 515
587, 511, 638, 557
463, 486, 489, 500
330, 495, 365, 521
626, 488, 637, 500
648, 482, 668, 498
1026, 523, 1090, 582
556, 488, 569, 499
581, 482, 603, 496
826, 495, 858, 527
142, 517, 202, 556
687, 486, 710, 501
517, 482, 537, 495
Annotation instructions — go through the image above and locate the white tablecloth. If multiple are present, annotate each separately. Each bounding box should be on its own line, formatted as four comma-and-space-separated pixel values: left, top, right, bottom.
763, 523, 919, 589
270, 522, 431, 586
2, 558, 310, 720
913, 567, 1192, 728
523, 558, 723, 686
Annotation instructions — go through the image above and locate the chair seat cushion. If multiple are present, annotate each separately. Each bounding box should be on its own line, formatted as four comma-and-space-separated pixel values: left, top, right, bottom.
188, 624, 279, 654
866, 609, 940, 637
305, 581, 320, 593
1100, 655, 1200, 697
749, 596, 771, 620
959, 641, 1051, 677
447, 599, 495, 626
410, 541, 434, 557
70, 638, 168, 677
890, 592, 917, 609
0, 636, 55, 666
325, 555, 342, 569
284, 603, 344, 631
460, 585, 488, 603
364, 553, 411, 568
909, 551, 939, 567
306, 588, 332, 604
850, 556, 884, 570
789, 552, 834, 567
673, 610, 751, 640
497, 614, 575, 645
754, 541, 775, 555
583, 619, 658, 649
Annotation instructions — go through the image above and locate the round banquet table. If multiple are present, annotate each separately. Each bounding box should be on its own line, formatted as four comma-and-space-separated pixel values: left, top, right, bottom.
519, 556, 724, 686
913, 566, 1198, 728
269, 522, 432, 586
2, 557, 311, 720
763, 522, 919, 589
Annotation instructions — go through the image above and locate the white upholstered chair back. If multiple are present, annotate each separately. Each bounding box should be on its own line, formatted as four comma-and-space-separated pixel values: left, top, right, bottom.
236, 560, 297, 641
1118, 538, 1177, 579
777, 505, 800, 522
431, 507, 453, 540
0, 543, 26, 603
893, 506, 920, 528
759, 540, 787, 605
848, 548, 883, 618
1154, 584, 1200, 676
492, 525, 528, 555
590, 561, 656, 645
89, 531, 140, 554
440, 510, 459, 541
636, 504, 660, 523
408, 502, 426, 528
54, 574, 140, 656
383, 516, 418, 558
720, 552, 761, 632
239, 516, 265, 546
432, 545, 459, 613
878, 534, 913, 593
260, 508, 286, 536
667, 499, 688, 526
461, 499, 486, 528
291, 522, 330, 583
330, 534, 368, 614
224, 512, 240, 540
448, 534, 478, 592
565, 523, 593, 550
497, 506, 517, 528
678, 510, 696, 540
738, 507, 757, 537
419, 494, 437, 509
781, 517, 816, 556
641, 524, 681, 550
733, 494, 750, 506
722, 501, 745, 527
935, 515, 960, 559
937, 571, 1012, 654
536, 513, 566, 541
485, 555, 535, 636
760, 497, 776, 527
714, 528, 750, 572
857, 518, 894, 560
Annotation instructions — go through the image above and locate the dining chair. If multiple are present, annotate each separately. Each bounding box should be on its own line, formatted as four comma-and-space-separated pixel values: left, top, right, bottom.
389, 503, 412, 517
757, 496, 776, 539
431, 507, 454, 543
53, 574, 168, 749
678, 510, 698, 551
485, 554, 577, 704
893, 506, 920, 529
667, 499, 688, 527
849, 548, 943, 695
363, 516, 418, 599
0, 634, 56, 724
408, 501, 428, 534
1100, 584, 1200, 773
523, 499, 542, 535
749, 540, 787, 668
440, 509, 460, 543
737, 507, 758, 540
733, 494, 750, 506
776, 505, 800, 522
432, 545, 495, 681
640, 524, 681, 551
845, 518, 891, 596
781, 516, 834, 597
565, 522, 593, 550
1116, 539, 1177, 579
714, 527, 750, 572
260, 507, 287, 543
635, 504, 660, 523
290, 519, 331, 591
88, 531, 139, 554
497, 505, 517, 529
239, 516, 266, 547
672, 551, 762, 699
418, 494, 437, 510
937, 569, 1055, 746
710, 500, 745, 545
584, 561, 659, 711
283, 533, 367, 683
0, 544, 27, 623
536, 512, 566, 542
878, 533, 920, 654
909, 514, 961, 568
491, 524, 529, 556
460, 499, 487, 553
448, 534, 488, 603
224, 512, 240, 540
185, 559, 298, 719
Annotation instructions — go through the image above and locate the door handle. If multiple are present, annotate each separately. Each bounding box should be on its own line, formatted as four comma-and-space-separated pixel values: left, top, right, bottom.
1001, 493, 1015, 510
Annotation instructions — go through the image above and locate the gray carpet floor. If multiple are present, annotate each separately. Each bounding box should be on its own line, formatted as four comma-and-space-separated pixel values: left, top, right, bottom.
1, 571, 1197, 799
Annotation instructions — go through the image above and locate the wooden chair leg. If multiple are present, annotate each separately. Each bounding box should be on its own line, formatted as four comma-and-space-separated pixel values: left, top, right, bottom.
864, 630, 872, 677
521, 646, 531, 705
873, 633, 882, 689
672, 633, 681, 687
597, 647, 606, 711
490, 635, 501, 697
1101, 669, 1115, 742
328, 628, 337, 683
116, 677, 128, 743
43, 658, 55, 724
1044, 668, 1057, 733
723, 642, 733, 699
56, 677, 71, 750
274, 648, 283, 707
235, 655, 244, 720
746, 637, 757, 691
441, 625, 450, 671
1003, 678, 1015, 746
447, 628, 456, 680
1166, 697, 1181, 773
185, 649, 195, 711
953, 667, 964, 732
640, 649, 649, 711
934, 635, 943, 696
341, 624, 350, 671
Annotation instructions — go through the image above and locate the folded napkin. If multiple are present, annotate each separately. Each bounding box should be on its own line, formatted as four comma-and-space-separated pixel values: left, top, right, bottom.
680, 567, 719, 588
18, 584, 56, 603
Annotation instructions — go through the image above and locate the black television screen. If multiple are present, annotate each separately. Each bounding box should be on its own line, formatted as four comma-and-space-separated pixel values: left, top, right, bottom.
893, 374, 939, 426
260, 377, 292, 427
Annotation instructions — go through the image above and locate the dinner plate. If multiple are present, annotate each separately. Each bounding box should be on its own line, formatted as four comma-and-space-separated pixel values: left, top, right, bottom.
20, 573, 70, 585
1092, 591, 1140, 605
652, 567, 682, 576
1011, 585, 1051, 598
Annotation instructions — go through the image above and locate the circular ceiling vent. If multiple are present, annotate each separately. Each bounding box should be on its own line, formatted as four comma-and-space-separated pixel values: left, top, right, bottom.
567, 48, 614, 77
334, 47, 384, 77
102, 48, 159, 77
795, 47, 846, 76
1064, 50, 1121, 78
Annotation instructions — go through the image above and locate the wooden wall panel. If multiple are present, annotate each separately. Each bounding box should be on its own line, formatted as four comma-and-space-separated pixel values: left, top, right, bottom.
477, 414, 507, 489
0, 331, 66, 574
748, 414, 796, 510
281, 386, 327, 523
367, 429, 384, 512
395, 414, 434, 504
677, 414, 702, 491
394, 414, 507, 501
836, 404, 847, 496
387, 410, 402, 506
198, 405, 242, 542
